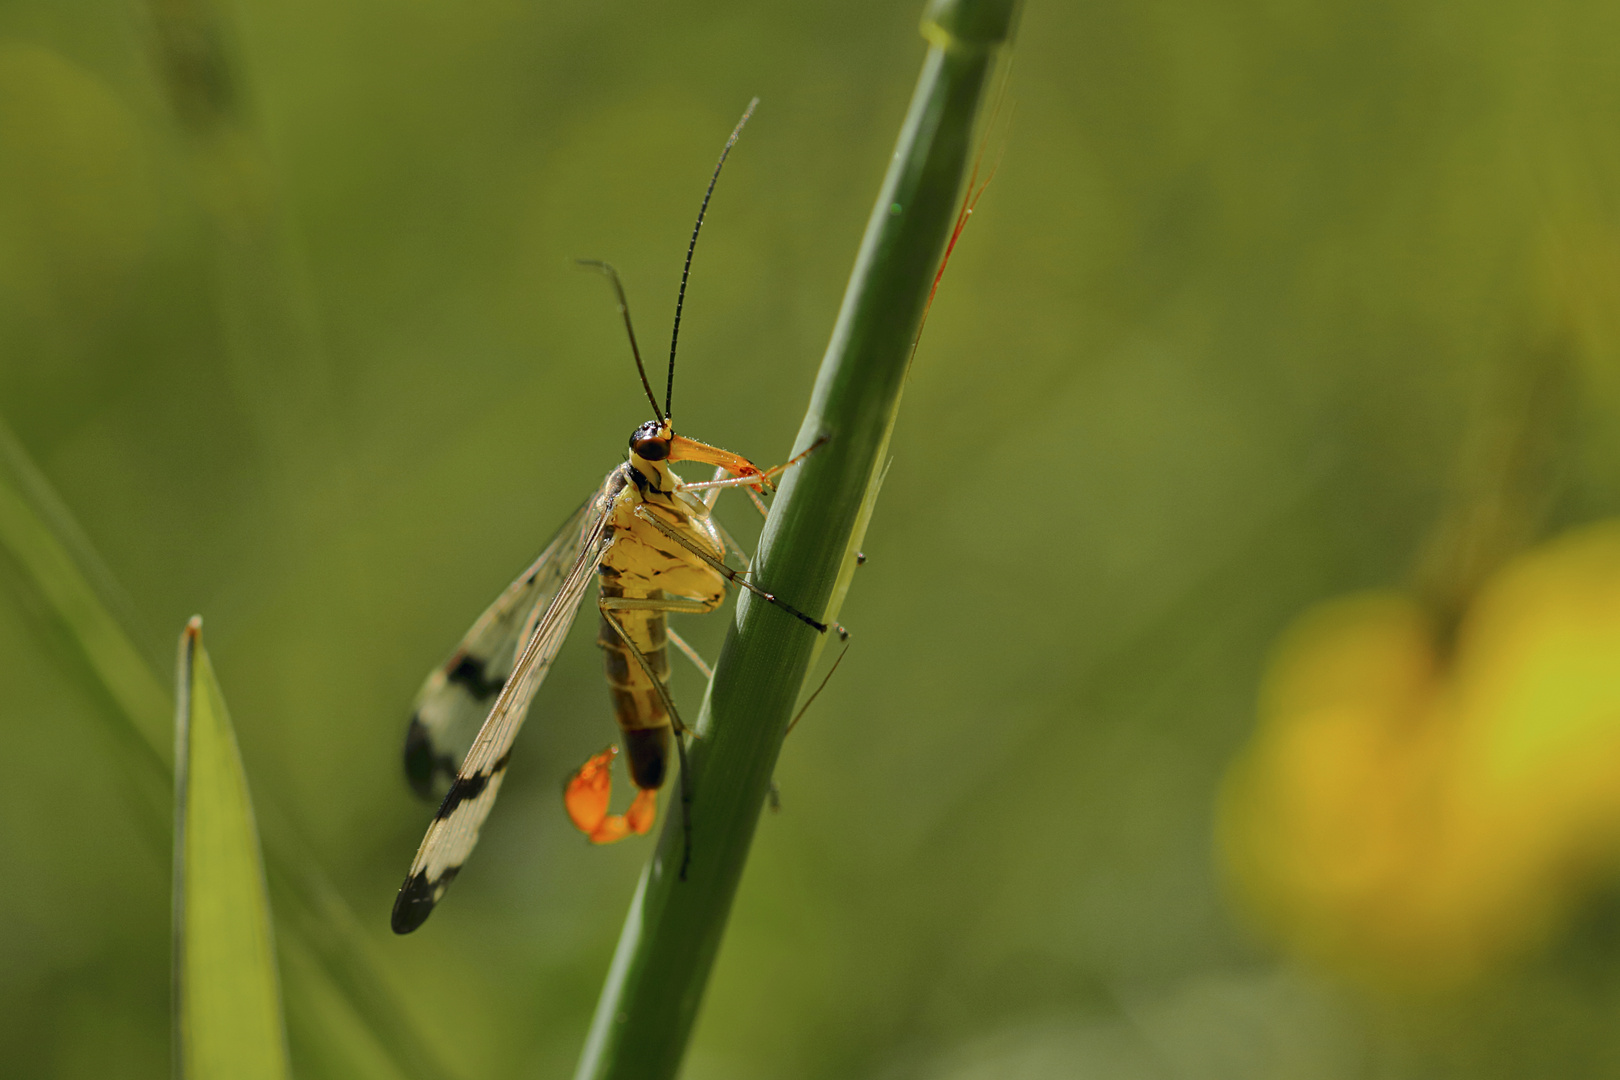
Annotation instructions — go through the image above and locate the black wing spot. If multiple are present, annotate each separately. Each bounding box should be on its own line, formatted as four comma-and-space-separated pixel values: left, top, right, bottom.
433, 749, 515, 821
446, 653, 506, 701
392, 866, 458, 934
436, 771, 492, 820
404, 714, 456, 801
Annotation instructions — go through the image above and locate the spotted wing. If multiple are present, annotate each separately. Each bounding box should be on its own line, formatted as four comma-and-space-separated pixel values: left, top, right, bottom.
391, 480, 617, 934
403, 497, 598, 801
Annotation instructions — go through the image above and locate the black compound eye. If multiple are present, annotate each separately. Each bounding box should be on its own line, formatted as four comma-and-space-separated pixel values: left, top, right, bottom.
629, 422, 669, 460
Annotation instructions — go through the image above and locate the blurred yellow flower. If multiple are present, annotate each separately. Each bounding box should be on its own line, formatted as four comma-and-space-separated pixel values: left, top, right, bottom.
1219, 521, 1620, 986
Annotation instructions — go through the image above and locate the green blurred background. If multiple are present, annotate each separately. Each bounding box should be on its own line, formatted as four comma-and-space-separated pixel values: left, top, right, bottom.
5, 0, 1620, 1077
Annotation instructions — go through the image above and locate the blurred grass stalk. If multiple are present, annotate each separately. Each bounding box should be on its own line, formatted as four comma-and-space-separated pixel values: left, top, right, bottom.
0, 416, 456, 1080
143, 0, 330, 468
174, 618, 292, 1080
574, 2, 1017, 1077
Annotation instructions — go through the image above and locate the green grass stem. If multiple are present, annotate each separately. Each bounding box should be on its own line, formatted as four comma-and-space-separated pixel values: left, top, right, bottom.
574, 3, 1017, 1077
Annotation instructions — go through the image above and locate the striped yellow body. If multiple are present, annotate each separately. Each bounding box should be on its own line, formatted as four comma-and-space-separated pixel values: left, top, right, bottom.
596, 457, 726, 790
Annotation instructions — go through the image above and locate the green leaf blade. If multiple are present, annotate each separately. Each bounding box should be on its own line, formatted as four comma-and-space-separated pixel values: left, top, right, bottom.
3, 409, 455, 1080
174, 617, 292, 1080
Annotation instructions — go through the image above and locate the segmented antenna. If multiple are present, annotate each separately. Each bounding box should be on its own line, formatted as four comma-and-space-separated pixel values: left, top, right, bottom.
666, 97, 759, 420
577, 259, 662, 421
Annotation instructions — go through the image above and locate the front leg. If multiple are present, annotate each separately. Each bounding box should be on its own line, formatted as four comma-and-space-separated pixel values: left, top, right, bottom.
632, 504, 835, 636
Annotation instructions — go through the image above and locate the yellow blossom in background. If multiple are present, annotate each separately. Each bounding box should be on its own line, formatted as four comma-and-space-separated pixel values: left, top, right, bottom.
1220, 521, 1620, 987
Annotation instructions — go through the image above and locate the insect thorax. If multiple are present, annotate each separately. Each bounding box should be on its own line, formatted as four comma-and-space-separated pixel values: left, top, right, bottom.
600, 476, 724, 596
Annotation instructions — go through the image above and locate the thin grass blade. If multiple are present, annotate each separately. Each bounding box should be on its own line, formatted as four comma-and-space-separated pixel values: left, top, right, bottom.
173, 617, 292, 1080
0, 412, 459, 1080
0, 418, 171, 758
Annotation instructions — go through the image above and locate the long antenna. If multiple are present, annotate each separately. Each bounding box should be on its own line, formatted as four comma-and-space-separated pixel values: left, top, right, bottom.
666, 96, 758, 420
577, 259, 662, 420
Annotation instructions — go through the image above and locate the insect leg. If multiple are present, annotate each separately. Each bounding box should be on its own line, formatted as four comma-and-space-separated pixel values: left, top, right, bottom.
666, 627, 713, 680
702, 465, 727, 512
599, 596, 714, 733
600, 600, 706, 878
752, 434, 829, 483
757, 641, 853, 819
698, 471, 768, 518
631, 504, 835, 636
785, 640, 851, 737
710, 518, 752, 570
676, 473, 770, 495
699, 469, 770, 517
573, 597, 714, 838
